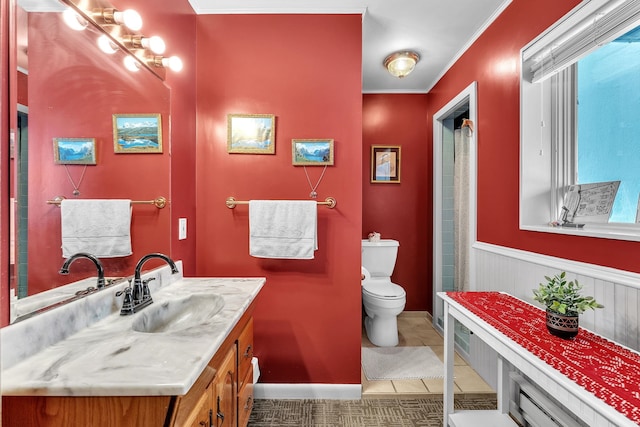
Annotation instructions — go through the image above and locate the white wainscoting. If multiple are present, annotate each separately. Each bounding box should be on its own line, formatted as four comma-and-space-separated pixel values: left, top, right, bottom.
469, 242, 640, 389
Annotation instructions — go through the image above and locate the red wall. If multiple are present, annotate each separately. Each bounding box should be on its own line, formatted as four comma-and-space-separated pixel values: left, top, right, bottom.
194, 14, 363, 384
429, 0, 640, 273
362, 94, 431, 311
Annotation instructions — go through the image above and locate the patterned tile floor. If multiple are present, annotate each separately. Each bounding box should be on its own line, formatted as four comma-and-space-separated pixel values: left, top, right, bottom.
362, 311, 495, 399
247, 312, 497, 426
248, 397, 498, 426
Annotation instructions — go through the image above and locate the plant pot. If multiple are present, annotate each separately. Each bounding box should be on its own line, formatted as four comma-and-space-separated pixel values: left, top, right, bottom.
546, 309, 579, 339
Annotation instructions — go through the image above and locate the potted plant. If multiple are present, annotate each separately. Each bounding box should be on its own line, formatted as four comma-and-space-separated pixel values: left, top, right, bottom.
533, 271, 603, 339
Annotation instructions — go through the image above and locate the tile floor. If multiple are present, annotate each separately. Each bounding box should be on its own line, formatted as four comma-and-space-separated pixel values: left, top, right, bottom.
361, 311, 495, 399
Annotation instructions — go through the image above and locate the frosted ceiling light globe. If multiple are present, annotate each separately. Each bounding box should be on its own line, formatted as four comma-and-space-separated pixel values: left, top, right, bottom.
383, 51, 420, 78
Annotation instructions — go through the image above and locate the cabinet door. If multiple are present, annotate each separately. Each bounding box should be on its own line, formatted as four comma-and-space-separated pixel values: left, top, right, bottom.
237, 317, 254, 387
213, 347, 236, 427
187, 388, 214, 427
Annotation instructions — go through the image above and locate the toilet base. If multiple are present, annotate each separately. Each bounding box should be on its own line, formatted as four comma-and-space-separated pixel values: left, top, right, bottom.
364, 314, 399, 347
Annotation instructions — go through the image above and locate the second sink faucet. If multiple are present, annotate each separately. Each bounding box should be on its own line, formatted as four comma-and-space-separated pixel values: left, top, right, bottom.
59, 252, 105, 289
119, 253, 180, 315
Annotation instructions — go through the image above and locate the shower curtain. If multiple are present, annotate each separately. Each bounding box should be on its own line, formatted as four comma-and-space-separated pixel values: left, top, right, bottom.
454, 123, 472, 291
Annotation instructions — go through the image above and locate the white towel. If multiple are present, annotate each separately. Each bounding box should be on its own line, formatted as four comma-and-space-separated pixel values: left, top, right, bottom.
61, 199, 132, 258
249, 200, 317, 259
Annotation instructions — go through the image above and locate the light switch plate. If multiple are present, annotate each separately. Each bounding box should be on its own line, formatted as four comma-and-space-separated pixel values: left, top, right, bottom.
178, 218, 187, 240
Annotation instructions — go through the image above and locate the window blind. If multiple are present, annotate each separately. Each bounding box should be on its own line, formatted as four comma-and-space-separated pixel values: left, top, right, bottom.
523, 0, 640, 83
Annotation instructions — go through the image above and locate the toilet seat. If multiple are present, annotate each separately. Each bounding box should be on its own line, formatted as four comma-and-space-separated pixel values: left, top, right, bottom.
362, 280, 406, 300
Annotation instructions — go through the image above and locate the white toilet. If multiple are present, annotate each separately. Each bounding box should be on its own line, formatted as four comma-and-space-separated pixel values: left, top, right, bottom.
361, 239, 406, 347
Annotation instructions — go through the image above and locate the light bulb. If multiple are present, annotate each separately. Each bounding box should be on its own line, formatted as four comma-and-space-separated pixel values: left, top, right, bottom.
143, 36, 166, 55
114, 9, 142, 31
164, 56, 183, 72
123, 55, 141, 72
97, 35, 118, 54
63, 8, 88, 31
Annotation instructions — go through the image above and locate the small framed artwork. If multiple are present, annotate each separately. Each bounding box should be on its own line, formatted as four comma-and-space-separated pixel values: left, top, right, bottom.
113, 113, 162, 153
227, 114, 276, 154
371, 145, 401, 183
53, 138, 97, 165
292, 139, 334, 166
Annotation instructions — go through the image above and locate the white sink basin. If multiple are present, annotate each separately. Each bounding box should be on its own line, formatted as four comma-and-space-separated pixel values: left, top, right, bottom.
132, 294, 225, 334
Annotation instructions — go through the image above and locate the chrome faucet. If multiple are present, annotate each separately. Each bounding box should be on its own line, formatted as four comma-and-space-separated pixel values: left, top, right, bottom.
119, 253, 179, 315
59, 252, 106, 289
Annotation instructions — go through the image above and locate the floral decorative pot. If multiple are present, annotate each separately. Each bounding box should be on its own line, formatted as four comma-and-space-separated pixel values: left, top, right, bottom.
546, 309, 579, 339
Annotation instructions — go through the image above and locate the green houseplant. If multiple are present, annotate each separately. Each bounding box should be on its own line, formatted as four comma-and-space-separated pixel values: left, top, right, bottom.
533, 271, 603, 339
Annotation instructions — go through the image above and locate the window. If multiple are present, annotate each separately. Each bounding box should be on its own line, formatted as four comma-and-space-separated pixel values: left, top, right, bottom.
520, 0, 640, 241
576, 31, 640, 223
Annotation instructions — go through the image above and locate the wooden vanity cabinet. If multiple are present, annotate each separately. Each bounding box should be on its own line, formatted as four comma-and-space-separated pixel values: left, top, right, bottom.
236, 318, 254, 427
2, 308, 256, 427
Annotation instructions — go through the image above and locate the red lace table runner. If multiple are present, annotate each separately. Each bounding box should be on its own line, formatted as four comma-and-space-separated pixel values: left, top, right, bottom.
448, 291, 640, 424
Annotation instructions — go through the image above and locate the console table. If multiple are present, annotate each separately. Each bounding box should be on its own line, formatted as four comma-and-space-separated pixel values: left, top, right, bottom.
438, 291, 640, 427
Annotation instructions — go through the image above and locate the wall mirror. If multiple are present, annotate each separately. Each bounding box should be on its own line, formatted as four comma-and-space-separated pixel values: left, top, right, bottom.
520, 0, 640, 242
10, 0, 172, 321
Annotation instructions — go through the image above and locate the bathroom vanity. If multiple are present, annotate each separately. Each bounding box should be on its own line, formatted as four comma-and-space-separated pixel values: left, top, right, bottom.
1, 264, 264, 427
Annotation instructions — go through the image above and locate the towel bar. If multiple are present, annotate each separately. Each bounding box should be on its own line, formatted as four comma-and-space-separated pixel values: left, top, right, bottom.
47, 196, 168, 209
225, 196, 336, 209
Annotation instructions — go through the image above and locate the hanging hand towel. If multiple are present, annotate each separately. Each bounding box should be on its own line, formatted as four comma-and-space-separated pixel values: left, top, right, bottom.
61, 199, 132, 258
249, 200, 317, 259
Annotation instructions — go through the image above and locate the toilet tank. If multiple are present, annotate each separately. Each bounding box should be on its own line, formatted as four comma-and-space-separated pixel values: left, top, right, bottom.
361, 239, 399, 278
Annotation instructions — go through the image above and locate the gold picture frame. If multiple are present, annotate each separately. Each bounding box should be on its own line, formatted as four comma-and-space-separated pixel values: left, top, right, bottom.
113, 113, 162, 153
371, 145, 401, 183
53, 138, 97, 165
292, 139, 334, 166
227, 114, 276, 154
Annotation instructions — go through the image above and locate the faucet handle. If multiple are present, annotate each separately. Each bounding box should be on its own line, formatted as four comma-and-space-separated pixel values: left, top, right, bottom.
116, 286, 135, 315
141, 277, 156, 300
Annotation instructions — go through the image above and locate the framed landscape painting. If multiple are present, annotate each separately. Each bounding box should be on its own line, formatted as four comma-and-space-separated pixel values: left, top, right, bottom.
53, 138, 97, 165
227, 114, 276, 154
113, 113, 162, 153
292, 139, 334, 166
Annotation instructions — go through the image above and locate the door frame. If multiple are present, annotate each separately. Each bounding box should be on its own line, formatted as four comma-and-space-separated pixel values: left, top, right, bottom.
432, 81, 478, 335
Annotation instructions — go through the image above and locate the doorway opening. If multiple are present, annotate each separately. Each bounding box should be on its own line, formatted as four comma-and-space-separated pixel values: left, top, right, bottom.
432, 82, 477, 357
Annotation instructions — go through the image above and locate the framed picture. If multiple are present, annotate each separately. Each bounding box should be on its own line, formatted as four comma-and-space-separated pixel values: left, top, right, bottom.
113, 113, 162, 153
292, 139, 334, 166
53, 138, 97, 165
227, 114, 276, 154
371, 145, 401, 183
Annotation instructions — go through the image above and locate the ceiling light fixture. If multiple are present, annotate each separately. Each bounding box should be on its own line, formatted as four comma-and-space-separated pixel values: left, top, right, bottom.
384, 51, 420, 78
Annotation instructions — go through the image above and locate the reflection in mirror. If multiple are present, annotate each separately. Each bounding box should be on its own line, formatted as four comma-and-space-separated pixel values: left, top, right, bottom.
11, 0, 172, 321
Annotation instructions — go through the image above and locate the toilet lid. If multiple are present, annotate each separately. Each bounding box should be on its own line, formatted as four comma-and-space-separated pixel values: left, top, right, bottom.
362, 280, 405, 299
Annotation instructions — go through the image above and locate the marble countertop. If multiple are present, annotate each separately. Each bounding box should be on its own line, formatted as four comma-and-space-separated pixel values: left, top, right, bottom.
2, 276, 265, 397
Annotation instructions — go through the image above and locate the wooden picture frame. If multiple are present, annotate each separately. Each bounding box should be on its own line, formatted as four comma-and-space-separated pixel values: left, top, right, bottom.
227, 114, 276, 154
113, 113, 162, 153
53, 138, 97, 165
292, 139, 334, 166
371, 145, 401, 183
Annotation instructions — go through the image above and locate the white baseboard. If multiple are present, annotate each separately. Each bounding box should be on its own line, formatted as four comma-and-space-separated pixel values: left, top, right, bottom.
253, 383, 362, 400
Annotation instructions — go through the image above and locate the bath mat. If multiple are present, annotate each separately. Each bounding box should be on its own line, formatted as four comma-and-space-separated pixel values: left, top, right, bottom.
362, 346, 444, 380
